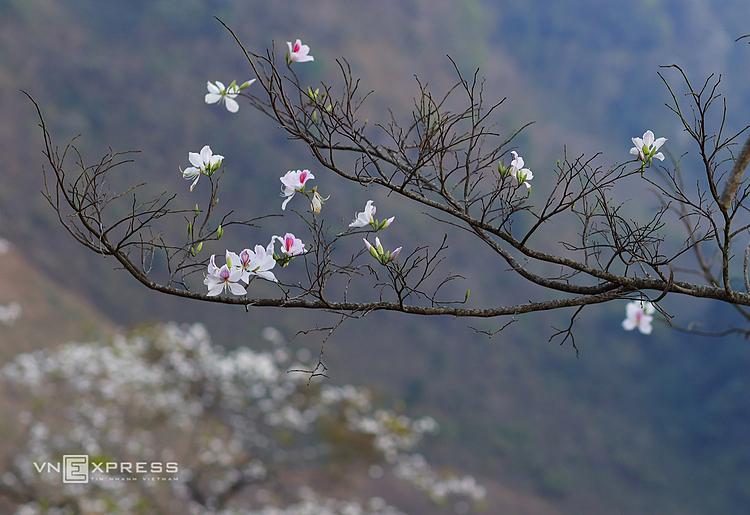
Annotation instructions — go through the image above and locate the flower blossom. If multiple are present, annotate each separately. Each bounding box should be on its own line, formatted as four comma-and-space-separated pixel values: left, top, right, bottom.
286, 39, 314, 64
630, 130, 667, 167
226, 249, 254, 283
248, 243, 279, 282
181, 145, 224, 192
363, 237, 402, 265
280, 169, 315, 210
621, 300, 656, 335
205, 255, 246, 296
349, 200, 395, 230
227, 244, 278, 283
205, 79, 255, 113
508, 151, 533, 189
274, 233, 306, 257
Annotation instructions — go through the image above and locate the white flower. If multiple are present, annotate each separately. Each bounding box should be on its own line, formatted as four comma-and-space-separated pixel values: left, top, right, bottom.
181, 145, 224, 192
630, 130, 667, 166
286, 39, 314, 64
226, 249, 253, 283
205, 79, 255, 113
249, 242, 279, 282
349, 200, 395, 230
363, 237, 402, 265
621, 301, 656, 335
280, 169, 315, 210
204, 255, 246, 296
508, 151, 533, 189
273, 233, 306, 257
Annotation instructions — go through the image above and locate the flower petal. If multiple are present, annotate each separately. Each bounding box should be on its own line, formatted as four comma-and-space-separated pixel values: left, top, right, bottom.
200, 145, 212, 164
643, 130, 655, 147
256, 270, 278, 282
225, 97, 240, 113
205, 93, 222, 104
189, 152, 203, 168
228, 281, 247, 296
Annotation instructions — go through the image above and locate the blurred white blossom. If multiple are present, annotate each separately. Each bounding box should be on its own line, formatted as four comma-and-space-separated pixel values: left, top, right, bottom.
0, 324, 484, 513
622, 300, 656, 335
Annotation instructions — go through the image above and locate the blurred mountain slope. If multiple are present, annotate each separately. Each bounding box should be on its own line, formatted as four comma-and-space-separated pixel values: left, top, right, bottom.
0, 242, 113, 359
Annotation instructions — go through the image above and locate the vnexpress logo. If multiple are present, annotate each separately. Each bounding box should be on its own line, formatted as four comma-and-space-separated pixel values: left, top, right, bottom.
33, 455, 179, 483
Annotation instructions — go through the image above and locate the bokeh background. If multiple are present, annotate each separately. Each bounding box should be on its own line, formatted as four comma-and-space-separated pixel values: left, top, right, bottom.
2, 0, 750, 513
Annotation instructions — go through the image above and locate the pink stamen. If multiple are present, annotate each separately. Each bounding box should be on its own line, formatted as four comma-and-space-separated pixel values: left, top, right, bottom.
293, 42, 301, 53
285, 237, 293, 252
299, 171, 308, 184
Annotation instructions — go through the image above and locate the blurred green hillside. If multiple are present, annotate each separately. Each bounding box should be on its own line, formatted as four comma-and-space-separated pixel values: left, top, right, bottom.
3, 1, 750, 513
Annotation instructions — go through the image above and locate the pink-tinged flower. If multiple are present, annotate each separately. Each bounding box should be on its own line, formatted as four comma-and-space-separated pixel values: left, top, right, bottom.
621, 301, 656, 335
204, 254, 246, 296
226, 244, 278, 283
226, 248, 254, 283
273, 233, 306, 256
280, 169, 315, 210
630, 130, 667, 167
286, 39, 314, 64
349, 200, 395, 230
363, 237, 402, 265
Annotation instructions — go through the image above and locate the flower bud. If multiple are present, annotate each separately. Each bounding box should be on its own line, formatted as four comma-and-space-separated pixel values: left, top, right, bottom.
310, 190, 326, 214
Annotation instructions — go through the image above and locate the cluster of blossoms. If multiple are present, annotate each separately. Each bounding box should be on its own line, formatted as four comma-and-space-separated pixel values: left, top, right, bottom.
192, 40, 402, 296
204, 233, 307, 296
197, 37, 668, 335
1, 323, 484, 513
